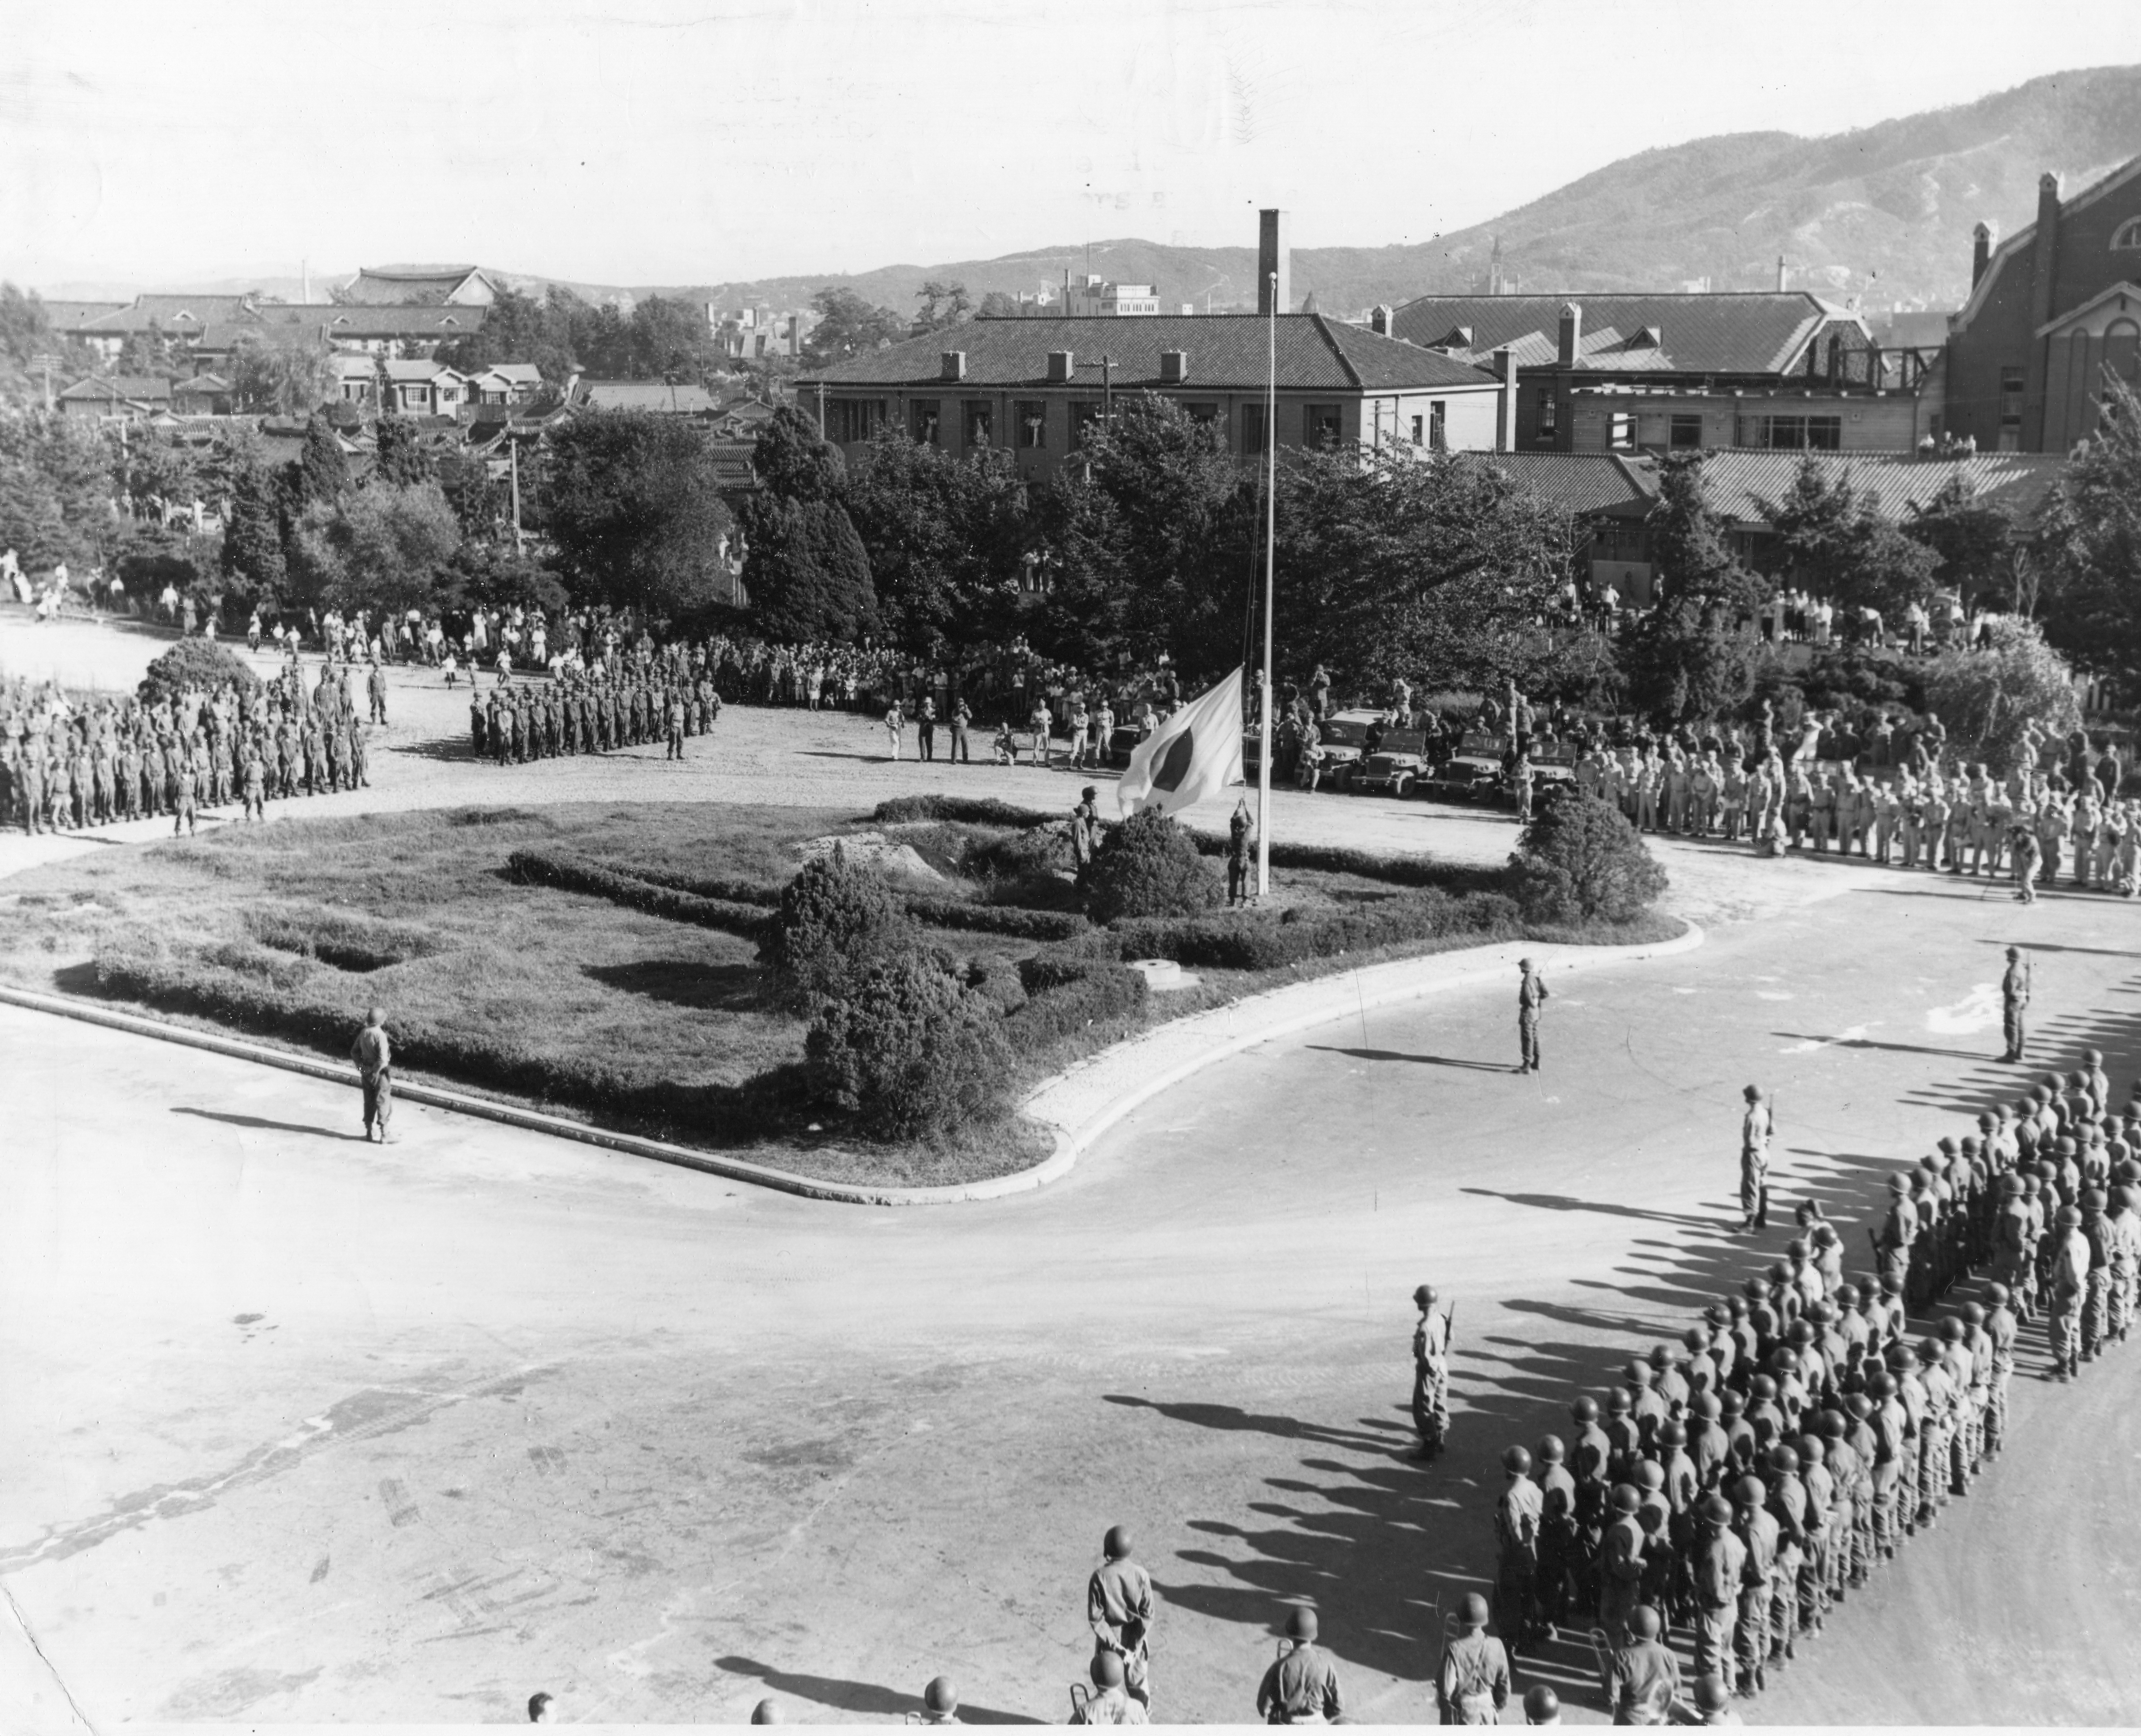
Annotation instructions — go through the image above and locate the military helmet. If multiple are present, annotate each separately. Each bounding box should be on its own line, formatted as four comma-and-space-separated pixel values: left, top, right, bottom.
1683, 1325, 1709, 1352
1625, 1361, 1651, 1387
1091, 1652, 1125, 1689
1460, 1592, 1490, 1627
1524, 1685, 1562, 1723
1630, 1605, 1662, 1641
1770, 1347, 1800, 1375
1536, 1434, 1566, 1464
1866, 1370, 1898, 1397
1785, 1238, 1808, 1259
1846, 1392, 1876, 1419
1833, 1282, 1858, 1306
1636, 1460, 1666, 1493
1750, 1373, 1778, 1400
1732, 1474, 1766, 1508
924, 1678, 958, 1715
2084, 1187, 2109, 1213
1414, 1284, 1438, 1309
1817, 1410, 1847, 1441
1611, 1483, 1642, 1514
1104, 1525, 1133, 1559
1571, 1396, 1600, 1423
1503, 1445, 1533, 1476
1962, 1301, 1987, 1325
750, 1698, 783, 1723
1606, 1388, 1632, 1414
1788, 1317, 1817, 1345
1285, 1606, 1318, 1642
1700, 1493, 1733, 1526
2058, 1204, 2083, 1227
1985, 1282, 2010, 1305
1769, 1443, 1800, 1474
1694, 1675, 1730, 1713
1887, 1173, 1910, 1193
1693, 1392, 1721, 1421
1719, 1388, 1745, 1416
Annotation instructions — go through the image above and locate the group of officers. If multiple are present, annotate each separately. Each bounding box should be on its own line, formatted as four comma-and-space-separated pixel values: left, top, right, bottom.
469, 653, 722, 766
1409, 1040, 2141, 1722
3, 660, 376, 836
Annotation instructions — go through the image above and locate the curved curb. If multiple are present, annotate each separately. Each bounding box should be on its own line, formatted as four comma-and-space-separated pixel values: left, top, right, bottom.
0, 923, 1701, 1209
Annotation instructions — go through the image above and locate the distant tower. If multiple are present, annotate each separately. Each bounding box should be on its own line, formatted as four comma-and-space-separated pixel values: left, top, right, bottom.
1488, 237, 1505, 297
1258, 209, 1290, 316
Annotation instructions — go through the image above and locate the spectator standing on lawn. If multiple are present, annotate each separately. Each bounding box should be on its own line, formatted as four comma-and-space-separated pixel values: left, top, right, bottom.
351, 1006, 394, 1143
1031, 695, 1054, 768
884, 701, 904, 760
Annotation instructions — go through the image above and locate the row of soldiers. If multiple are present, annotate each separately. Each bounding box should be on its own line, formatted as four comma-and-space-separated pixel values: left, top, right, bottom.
469, 668, 723, 765
3, 662, 374, 836
1467, 1043, 2138, 1720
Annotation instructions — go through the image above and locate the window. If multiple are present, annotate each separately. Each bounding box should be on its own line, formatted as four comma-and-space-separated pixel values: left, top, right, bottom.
1429, 400, 1447, 452
825, 398, 884, 443
1669, 413, 1704, 448
1303, 404, 1343, 447
909, 399, 941, 444
1241, 401, 1268, 457
1749, 414, 1841, 451
2114, 218, 2141, 251
1016, 400, 1047, 449
1536, 389, 1558, 439
1607, 411, 1635, 451
963, 401, 993, 447
1184, 401, 1218, 425
1410, 414, 1424, 447
1071, 401, 1103, 446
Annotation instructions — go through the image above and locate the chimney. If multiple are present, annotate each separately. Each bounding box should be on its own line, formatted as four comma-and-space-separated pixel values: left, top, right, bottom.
1488, 236, 1504, 297
1972, 221, 1995, 288
1494, 347, 1519, 452
1557, 302, 1583, 366
1159, 350, 1187, 384
1369, 304, 1393, 337
1047, 350, 1073, 384
1776, 255, 1789, 292
1258, 208, 1290, 316
941, 350, 966, 381
2029, 172, 2062, 331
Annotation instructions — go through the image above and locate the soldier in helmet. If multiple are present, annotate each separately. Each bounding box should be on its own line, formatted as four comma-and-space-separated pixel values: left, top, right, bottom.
1605, 1604, 1681, 1726
1411, 1285, 1452, 1459
1534, 1435, 1578, 1638
1729, 1475, 1779, 1698
2000, 947, 2031, 1062
1599, 1483, 1646, 1648
1738, 1086, 1773, 1232
2047, 1203, 2090, 1380
1437, 1593, 1510, 1726
1088, 1525, 1154, 1713
1075, 1652, 1146, 1725
1255, 1605, 1341, 1725
917, 1676, 960, 1725
1494, 1445, 1543, 1652
1690, 1493, 1745, 1697
1522, 1684, 1561, 1726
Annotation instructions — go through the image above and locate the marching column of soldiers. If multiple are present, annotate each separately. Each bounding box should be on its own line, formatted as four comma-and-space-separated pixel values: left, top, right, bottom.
469, 643, 721, 767
1440, 1042, 2141, 1723
3, 661, 373, 837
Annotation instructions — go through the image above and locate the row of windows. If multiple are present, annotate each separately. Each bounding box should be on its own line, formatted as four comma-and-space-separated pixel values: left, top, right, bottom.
823, 397, 1448, 454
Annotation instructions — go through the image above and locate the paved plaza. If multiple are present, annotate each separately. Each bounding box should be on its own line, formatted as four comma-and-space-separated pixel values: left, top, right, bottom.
3, 612, 2138, 1725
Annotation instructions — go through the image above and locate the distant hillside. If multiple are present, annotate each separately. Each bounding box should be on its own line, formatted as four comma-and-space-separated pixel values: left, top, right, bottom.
30, 64, 2141, 322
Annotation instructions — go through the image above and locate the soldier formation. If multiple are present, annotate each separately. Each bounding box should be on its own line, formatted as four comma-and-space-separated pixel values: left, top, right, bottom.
468, 641, 723, 766
1464, 1040, 2138, 1719
2, 662, 372, 837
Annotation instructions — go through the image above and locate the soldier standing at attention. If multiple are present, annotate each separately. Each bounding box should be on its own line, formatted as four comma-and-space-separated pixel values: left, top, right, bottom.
1075, 1653, 1146, 1725
350, 1005, 393, 1143
172, 755, 198, 837
1494, 1445, 1544, 1652
1255, 1606, 1342, 1725
1412, 1285, 1452, 1459
1088, 1526, 1154, 1714
366, 658, 389, 725
2001, 947, 2032, 1062
950, 697, 973, 766
1517, 958, 1549, 1074
1437, 1594, 1510, 1726
1070, 787, 1102, 880
1739, 1086, 1773, 1233
918, 694, 937, 763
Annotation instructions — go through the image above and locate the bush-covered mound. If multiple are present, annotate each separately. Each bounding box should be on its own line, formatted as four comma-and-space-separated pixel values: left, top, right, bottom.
759, 845, 920, 1008
137, 638, 262, 706
1082, 808, 1224, 925
1509, 790, 1668, 923
805, 954, 1016, 1141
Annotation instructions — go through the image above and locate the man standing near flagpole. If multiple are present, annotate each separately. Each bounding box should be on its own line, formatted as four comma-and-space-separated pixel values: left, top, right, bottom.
1117, 669, 1247, 820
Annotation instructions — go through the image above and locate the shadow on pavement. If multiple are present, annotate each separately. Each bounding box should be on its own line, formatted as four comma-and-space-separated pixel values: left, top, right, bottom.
1309, 1045, 1510, 1073
712, 1656, 1044, 1724
171, 1106, 365, 1142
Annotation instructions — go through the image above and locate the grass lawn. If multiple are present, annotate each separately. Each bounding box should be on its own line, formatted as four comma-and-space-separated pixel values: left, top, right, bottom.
0, 800, 1677, 1187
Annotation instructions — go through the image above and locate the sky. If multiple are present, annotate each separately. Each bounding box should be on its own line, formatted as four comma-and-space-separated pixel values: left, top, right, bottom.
8, 0, 2141, 293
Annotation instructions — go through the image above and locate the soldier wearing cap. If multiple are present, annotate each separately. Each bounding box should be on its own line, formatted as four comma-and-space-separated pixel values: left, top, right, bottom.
1088, 1525, 1154, 1712
1517, 958, 1549, 1074
2001, 947, 2031, 1061
1738, 1086, 1772, 1233
1437, 1593, 1509, 1725
1255, 1606, 1340, 1725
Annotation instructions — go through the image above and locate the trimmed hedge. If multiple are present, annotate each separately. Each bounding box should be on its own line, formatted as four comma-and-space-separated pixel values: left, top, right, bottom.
1182, 830, 1494, 892
91, 938, 803, 1140
243, 903, 443, 972
873, 794, 1056, 828
610, 863, 783, 908
898, 893, 1088, 942
507, 850, 771, 940
1002, 962, 1149, 1051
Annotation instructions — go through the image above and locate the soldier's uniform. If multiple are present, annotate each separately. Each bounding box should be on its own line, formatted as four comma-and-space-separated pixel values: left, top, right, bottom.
1256, 1640, 1341, 1725
1495, 1459, 1544, 1650
1517, 962, 1549, 1074
1730, 1491, 1779, 1696
1740, 1091, 1773, 1232
1437, 1620, 1510, 1726
1411, 1298, 1450, 1456
1691, 1500, 1746, 1694
1088, 1552, 1154, 1712
2002, 952, 2031, 1063
350, 1016, 393, 1141
172, 761, 197, 837
2047, 1208, 2090, 1380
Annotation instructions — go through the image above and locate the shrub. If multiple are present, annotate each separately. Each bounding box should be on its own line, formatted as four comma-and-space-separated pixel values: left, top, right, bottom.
963, 825, 1073, 882
1509, 791, 1668, 923
1181, 831, 1489, 891
1083, 809, 1223, 925
1002, 964, 1150, 1052
804, 954, 1015, 1140
243, 903, 443, 972
137, 638, 262, 706
507, 850, 771, 939
758, 845, 918, 1008
898, 894, 1088, 942
872, 794, 1055, 828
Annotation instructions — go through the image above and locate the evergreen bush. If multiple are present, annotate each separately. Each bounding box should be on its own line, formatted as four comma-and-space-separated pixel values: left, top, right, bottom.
136, 638, 262, 706
804, 954, 1014, 1141
1509, 790, 1668, 923
1082, 808, 1223, 925
758, 845, 918, 1007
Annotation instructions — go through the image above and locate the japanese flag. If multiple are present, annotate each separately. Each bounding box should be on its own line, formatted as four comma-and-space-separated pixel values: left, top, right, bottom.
1116, 667, 1246, 818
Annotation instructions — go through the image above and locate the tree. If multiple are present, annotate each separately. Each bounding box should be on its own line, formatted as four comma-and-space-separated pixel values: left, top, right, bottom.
115, 322, 176, 379
911, 280, 973, 335
760, 847, 919, 1009
1622, 453, 1767, 723
445, 542, 567, 614
1510, 789, 1667, 923
0, 407, 118, 571
290, 480, 462, 615
741, 495, 880, 641
0, 285, 91, 407
545, 412, 738, 620
1922, 617, 2081, 773
1082, 808, 1224, 923
843, 425, 1027, 653
217, 457, 289, 605
372, 413, 433, 486
751, 404, 846, 501
975, 291, 1024, 319
435, 285, 580, 383
229, 330, 335, 416
2036, 375, 2141, 698
294, 414, 349, 508
1907, 473, 2018, 605
1758, 455, 1939, 616
800, 287, 909, 366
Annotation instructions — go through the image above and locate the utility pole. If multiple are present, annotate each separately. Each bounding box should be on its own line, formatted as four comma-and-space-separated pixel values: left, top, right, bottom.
31, 353, 59, 413
1100, 354, 1113, 427
1256, 270, 1277, 899
508, 434, 525, 557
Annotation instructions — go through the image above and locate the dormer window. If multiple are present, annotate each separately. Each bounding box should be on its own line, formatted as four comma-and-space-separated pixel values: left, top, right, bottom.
2114, 219, 2141, 251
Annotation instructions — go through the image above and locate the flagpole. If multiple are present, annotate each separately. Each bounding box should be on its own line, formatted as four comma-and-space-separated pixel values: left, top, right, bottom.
1256, 269, 1277, 899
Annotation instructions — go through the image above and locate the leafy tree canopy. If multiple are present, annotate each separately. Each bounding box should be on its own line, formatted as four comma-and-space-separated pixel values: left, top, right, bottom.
545, 412, 737, 621
801, 287, 909, 366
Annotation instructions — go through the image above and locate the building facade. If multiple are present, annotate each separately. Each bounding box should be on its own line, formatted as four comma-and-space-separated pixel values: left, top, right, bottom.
1946, 156, 2141, 452
800, 313, 1506, 483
